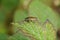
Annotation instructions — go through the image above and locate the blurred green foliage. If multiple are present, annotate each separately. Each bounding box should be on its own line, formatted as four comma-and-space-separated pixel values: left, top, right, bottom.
13, 21, 56, 40
0, 0, 59, 40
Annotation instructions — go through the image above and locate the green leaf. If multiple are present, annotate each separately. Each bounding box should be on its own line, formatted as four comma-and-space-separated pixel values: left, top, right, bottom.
13, 20, 56, 40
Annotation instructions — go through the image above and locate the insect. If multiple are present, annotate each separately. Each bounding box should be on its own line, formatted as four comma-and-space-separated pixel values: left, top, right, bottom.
24, 16, 38, 22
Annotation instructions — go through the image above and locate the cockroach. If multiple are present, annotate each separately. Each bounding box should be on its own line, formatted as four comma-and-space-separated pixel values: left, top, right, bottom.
24, 16, 38, 22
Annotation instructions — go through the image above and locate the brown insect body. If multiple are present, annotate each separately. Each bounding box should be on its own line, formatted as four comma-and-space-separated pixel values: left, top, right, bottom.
25, 17, 38, 22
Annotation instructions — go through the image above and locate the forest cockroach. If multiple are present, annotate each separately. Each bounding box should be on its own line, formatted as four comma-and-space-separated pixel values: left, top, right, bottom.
24, 17, 38, 22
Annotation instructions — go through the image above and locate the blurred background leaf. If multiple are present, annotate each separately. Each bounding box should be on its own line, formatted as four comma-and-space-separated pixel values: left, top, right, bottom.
0, 0, 59, 40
